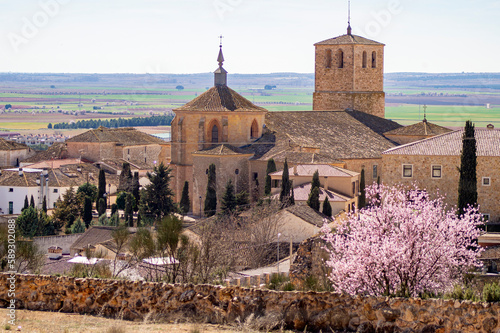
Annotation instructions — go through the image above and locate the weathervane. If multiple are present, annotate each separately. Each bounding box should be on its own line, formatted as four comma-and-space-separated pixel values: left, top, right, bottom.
219, 35, 224, 47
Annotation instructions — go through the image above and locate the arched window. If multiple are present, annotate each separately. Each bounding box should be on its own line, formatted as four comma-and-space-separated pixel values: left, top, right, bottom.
362, 51, 367, 68
372, 51, 377, 68
325, 50, 332, 68
337, 50, 344, 68
211, 124, 219, 143
250, 119, 258, 139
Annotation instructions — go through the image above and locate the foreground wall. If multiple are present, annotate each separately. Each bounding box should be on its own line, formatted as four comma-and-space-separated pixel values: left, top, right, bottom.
1, 274, 500, 333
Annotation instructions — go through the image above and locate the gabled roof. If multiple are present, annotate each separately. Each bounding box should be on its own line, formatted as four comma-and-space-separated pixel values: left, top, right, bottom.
0, 138, 29, 151
192, 144, 252, 156
174, 85, 267, 113
290, 183, 352, 203
284, 204, 330, 227
383, 129, 500, 156
66, 127, 167, 145
384, 120, 452, 137
23, 142, 68, 163
71, 226, 119, 252
315, 34, 384, 46
247, 111, 401, 161
271, 164, 358, 178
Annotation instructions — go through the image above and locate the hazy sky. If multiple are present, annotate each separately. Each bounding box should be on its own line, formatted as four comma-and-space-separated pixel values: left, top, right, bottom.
1, 0, 499, 74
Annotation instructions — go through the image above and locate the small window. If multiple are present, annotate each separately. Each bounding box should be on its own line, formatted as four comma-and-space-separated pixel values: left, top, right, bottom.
402, 165, 413, 178
250, 120, 259, 139
372, 165, 378, 179
325, 49, 332, 68
362, 51, 367, 68
372, 51, 377, 68
253, 172, 258, 180
337, 50, 344, 68
483, 177, 491, 186
211, 124, 219, 143
235, 169, 239, 175
53, 189, 58, 193
8, 202, 13, 214
431, 165, 442, 178
8, 188, 13, 192
206, 169, 209, 175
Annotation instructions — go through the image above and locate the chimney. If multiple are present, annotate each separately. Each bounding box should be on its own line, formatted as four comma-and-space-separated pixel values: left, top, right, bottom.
487, 124, 494, 130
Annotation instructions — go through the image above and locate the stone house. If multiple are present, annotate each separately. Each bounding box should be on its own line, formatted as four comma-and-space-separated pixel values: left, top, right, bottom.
382, 128, 500, 221
0, 138, 36, 167
269, 164, 359, 215
65, 126, 170, 167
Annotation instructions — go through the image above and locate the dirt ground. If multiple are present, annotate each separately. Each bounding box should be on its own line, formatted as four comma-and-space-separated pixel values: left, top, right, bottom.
0, 309, 262, 333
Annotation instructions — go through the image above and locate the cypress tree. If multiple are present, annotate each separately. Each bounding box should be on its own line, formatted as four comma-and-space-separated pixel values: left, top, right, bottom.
30, 195, 35, 208
359, 169, 366, 209
118, 162, 133, 192
264, 158, 277, 195
179, 181, 191, 215
125, 193, 134, 227
111, 203, 118, 216
98, 197, 106, 217
83, 196, 93, 228
204, 164, 217, 217
42, 196, 47, 213
290, 183, 295, 206
458, 120, 478, 216
132, 172, 140, 212
221, 179, 237, 213
279, 159, 291, 206
322, 196, 332, 217
307, 187, 320, 211
23, 195, 29, 211
97, 168, 106, 208
311, 170, 320, 189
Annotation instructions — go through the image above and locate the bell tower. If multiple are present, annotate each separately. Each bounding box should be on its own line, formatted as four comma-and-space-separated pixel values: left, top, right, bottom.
313, 23, 385, 118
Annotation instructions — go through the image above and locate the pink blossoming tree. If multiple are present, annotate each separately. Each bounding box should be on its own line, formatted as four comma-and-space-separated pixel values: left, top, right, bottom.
321, 184, 484, 297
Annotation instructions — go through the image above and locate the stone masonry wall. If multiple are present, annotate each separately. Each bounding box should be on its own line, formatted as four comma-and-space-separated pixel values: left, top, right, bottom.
2, 273, 500, 332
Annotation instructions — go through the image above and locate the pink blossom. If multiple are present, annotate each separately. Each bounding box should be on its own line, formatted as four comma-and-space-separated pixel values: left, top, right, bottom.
321, 184, 484, 297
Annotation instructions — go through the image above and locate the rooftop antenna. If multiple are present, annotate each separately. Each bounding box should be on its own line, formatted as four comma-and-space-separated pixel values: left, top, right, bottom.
423, 104, 427, 122
347, 0, 352, 35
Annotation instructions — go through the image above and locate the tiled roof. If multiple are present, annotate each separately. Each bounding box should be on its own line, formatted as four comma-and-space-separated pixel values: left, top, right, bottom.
193, 144, 251, 156
284, 204, 330, 227
0, 163, 118, 188
246, 111, 401, 161
174, 85, 267, 113
23, 142, 68, 163
271, 164, 358, 178
70, 226, 118, 252
384, 120, 452, 137
290, 183, 352, 203
66, 127, 167, 145
383, 129, 500, 156
0, 138, 29, 151
315, 34, 384, 46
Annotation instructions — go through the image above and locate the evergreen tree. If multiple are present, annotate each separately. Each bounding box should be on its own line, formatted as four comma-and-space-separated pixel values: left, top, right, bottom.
23, 195, 29, 211
118, 162, 133, 192
30, 195, 35, 208
204, 164, 217, 217
132, 172, 140, 212
458, 120, 478, 216
97, 168, 106, 209
111, 203, 118, 216
221, 179, 237, 213
83, 196, 93, 228
264, 158, 277, 195
252, 178, 260, 202
70, 218, 86, 234
17, 206, 38, 238
307, 187, 320, 211
42, 196, 47, 213
311, 170, 320, 190
179, 181, 191, 215
279, 159, 292, 206
138, 162, 175, 223
322, 196, 332, 217
77, 183, 97, 201
236, 191, 249, 211
125, 193, 134, 227
116, 191, 127, 210
98, 198, 106, 217
359, 169, 366, 209
290, 184, 295, 206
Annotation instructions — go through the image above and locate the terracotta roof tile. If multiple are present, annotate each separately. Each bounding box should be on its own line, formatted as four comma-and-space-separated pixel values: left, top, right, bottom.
174, 85, 267, 113
193, 144, 251, 156
284, 204, 331, 227
315, 34, 384, 46
285, 183, 352, 202
0, 138, 29, 151
383, 129, 500, 156
23, 143, 68, 163
384, 120, 452, 137
271, 164, 358, 177
66, 127, 167, 145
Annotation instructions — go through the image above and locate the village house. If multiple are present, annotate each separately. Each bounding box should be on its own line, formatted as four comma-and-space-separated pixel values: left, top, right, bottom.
0, 137, 36, 167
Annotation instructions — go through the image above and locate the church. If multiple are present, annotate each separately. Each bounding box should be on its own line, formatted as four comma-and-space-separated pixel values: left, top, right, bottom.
169, 25, 404, 216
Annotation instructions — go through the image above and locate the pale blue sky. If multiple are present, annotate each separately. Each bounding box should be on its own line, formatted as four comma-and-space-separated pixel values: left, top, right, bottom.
1, 0, 499, 74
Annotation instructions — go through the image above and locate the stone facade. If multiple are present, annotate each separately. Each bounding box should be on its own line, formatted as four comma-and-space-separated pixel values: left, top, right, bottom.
382, 154, 500, 222
2, 273, 500, 332
313, 39, 385, 118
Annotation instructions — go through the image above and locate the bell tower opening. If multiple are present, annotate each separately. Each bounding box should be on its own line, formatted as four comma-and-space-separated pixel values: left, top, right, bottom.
250, 119, 259, 139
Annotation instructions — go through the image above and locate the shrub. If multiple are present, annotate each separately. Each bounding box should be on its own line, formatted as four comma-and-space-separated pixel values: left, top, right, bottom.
483, 283, 500, 302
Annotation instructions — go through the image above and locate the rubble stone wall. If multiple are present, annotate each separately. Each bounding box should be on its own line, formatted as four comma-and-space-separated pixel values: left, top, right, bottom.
1, 274, 500, 332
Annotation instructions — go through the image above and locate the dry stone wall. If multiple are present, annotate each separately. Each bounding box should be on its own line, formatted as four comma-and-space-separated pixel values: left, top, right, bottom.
1, 274, 500, 332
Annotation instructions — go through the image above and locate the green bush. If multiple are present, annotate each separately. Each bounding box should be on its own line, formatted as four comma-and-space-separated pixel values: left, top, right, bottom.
267, 273, 294, 291
444, 284, 479, 301
483, 283, 500, 302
